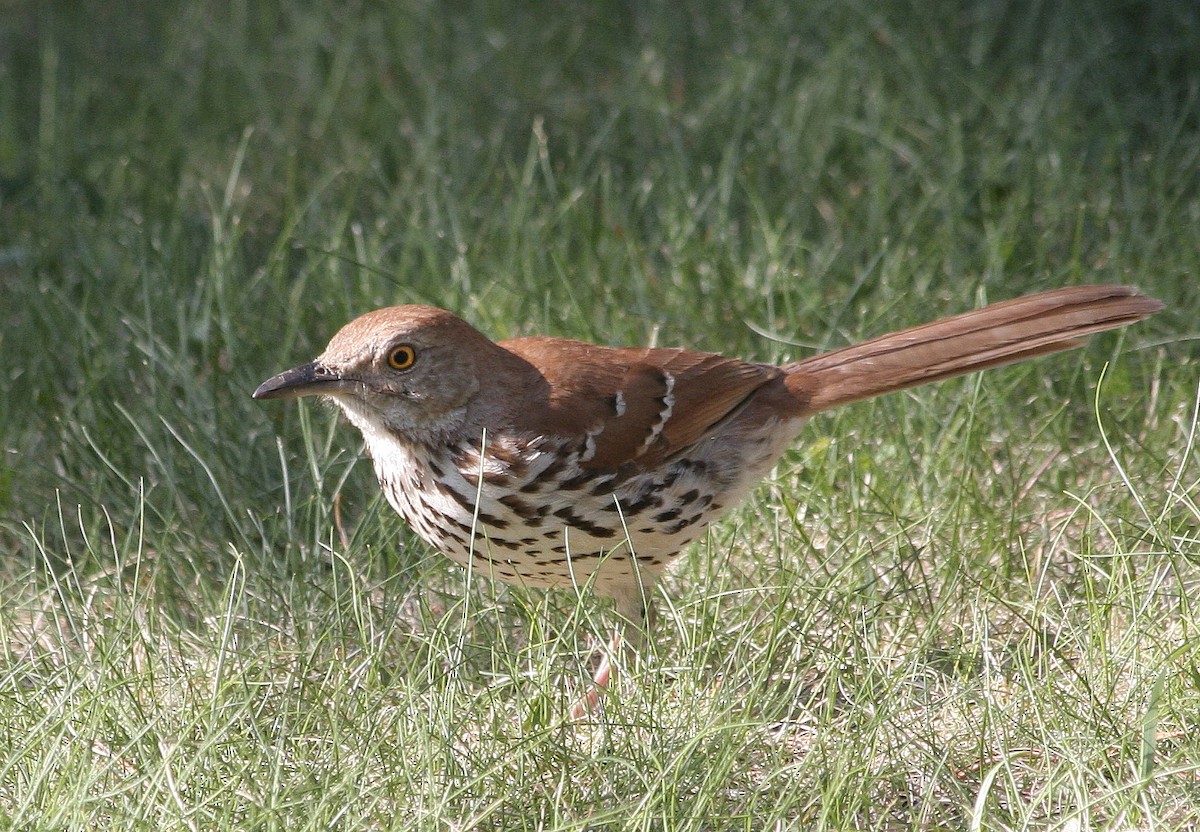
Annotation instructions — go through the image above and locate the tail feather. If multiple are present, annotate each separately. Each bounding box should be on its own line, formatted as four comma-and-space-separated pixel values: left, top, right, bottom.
784, 285, 1162, 415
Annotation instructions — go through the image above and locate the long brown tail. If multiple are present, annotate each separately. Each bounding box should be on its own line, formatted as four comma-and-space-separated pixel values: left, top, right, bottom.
784, 285, 1162, 415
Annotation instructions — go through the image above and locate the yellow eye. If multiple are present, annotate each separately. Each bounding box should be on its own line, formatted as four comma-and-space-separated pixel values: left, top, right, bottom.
386, 344, 416, 371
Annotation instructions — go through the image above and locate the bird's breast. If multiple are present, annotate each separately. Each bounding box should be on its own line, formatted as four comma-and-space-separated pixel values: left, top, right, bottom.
361, 418, 801, 597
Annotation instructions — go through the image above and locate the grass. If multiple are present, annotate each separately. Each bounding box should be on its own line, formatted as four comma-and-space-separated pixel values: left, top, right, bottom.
2, 0, 1199, 828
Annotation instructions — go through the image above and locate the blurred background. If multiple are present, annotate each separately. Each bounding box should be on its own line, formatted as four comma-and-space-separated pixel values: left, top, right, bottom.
3, 0, 1195, 539
1, 1, 1197, 826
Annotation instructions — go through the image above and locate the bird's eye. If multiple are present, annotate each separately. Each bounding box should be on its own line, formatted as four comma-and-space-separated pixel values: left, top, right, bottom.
386, 344, 417, 371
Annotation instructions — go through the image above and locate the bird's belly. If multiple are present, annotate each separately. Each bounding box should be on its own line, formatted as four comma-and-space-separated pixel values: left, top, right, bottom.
378, 457, 712, 594
368, 420, 802, 597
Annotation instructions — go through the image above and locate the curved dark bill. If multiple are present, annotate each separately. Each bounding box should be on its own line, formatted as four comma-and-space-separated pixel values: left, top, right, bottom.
252, 361, 339, 400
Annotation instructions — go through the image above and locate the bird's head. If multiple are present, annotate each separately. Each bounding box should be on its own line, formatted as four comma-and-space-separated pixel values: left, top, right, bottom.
253, 305, 496, 441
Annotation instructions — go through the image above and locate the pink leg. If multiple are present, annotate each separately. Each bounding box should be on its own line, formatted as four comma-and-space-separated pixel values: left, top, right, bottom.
570, 631, 623, 719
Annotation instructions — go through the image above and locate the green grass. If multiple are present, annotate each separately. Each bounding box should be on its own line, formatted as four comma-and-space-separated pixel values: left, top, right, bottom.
2, 0, 1199, 828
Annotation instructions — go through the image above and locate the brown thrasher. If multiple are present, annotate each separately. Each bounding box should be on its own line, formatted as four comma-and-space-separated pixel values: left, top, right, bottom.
254, 285, 1160, 710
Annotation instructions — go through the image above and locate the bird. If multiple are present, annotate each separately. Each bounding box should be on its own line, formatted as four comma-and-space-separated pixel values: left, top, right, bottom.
254, 285, 1161, 712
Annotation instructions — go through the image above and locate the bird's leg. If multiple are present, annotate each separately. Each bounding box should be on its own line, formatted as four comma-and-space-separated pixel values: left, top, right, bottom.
571, 589, 655, 719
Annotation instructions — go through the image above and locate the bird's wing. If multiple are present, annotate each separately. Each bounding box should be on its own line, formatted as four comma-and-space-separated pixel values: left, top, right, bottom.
500, 337, 781, 470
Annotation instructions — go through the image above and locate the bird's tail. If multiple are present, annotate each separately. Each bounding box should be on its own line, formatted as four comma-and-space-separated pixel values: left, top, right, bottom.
783, 285, 1162, 415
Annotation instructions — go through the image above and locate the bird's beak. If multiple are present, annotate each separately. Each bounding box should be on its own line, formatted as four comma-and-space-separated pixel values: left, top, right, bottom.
252, 361, 341, 400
